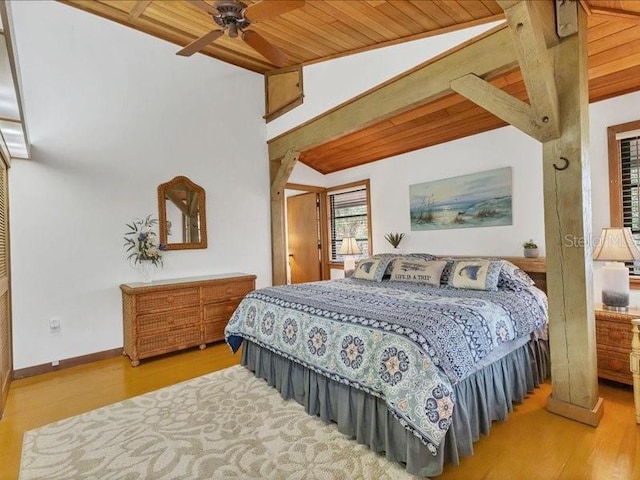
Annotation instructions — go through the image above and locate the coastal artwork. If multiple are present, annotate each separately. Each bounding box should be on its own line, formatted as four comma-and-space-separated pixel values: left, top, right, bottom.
409, 167, 512, 231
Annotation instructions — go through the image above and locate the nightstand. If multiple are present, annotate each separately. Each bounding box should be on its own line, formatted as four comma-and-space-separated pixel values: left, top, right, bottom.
594, 305, 640, 385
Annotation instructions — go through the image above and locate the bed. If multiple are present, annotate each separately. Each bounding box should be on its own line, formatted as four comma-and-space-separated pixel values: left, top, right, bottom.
225, 255, 549, 477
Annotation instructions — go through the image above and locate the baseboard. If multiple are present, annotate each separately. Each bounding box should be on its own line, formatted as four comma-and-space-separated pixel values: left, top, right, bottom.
12, 348, 123, 380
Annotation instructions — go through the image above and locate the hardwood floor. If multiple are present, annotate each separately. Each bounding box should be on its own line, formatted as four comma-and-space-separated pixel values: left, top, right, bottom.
1, 343, 639, 479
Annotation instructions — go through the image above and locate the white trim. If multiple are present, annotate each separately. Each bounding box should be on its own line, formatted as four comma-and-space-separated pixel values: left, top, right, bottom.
615, 129, 640, 141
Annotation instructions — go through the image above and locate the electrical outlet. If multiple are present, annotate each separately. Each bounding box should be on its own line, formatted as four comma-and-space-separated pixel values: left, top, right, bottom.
49, 318, 61, 332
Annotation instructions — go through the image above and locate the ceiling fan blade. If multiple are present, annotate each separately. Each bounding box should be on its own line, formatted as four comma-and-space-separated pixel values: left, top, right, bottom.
177, 29, 224, 56
184, 0, 219, 16
242, 30, 287, 67
130, 0, 153, 19
244, 0, 305, 23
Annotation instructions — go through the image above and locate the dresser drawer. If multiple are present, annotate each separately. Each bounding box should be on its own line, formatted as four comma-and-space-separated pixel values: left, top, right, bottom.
201, 280, 253, 303
138, 327, 202, 358
137, 307, 200, 335
136, 288, 199, 313
596, 319, 632, 347
203, 320, 227, 343
203, 301, 240, 343
204, 300, 240, 321
597, 345, 632, 384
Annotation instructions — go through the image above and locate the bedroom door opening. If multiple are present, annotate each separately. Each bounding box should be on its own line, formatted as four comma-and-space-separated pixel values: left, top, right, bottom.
285, 184, 329, 284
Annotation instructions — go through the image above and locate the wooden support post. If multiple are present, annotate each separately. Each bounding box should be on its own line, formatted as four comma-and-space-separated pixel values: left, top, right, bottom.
631, 319, 640, 424
542, 6, 603, 426
270, 149, 299, 286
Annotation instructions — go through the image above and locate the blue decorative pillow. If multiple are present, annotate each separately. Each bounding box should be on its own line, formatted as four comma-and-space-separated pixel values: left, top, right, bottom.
498, 261, 536, 291
447, 260, 503, 291
353, 257, 394, 282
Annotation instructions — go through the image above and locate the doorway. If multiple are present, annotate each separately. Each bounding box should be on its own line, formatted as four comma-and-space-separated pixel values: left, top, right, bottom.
285, 184, 329, 284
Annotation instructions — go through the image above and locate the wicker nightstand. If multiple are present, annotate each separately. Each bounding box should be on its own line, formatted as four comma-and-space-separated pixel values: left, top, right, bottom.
594, 305, 640, 385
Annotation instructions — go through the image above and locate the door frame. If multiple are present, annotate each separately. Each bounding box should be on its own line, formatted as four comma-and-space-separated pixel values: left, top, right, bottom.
285, 183, 330, 281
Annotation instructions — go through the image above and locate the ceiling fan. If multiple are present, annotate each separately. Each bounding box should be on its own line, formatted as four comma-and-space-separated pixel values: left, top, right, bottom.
131, 0, 304, 67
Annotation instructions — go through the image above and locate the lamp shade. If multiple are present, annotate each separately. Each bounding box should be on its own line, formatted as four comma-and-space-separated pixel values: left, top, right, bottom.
338, 237, 361, 256
593, 227, 640, 262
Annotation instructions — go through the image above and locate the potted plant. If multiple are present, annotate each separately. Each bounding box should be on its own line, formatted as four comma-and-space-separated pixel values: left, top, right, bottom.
124, 215, 167, 282
523, 239, 539, 258
384, 232, 405, 250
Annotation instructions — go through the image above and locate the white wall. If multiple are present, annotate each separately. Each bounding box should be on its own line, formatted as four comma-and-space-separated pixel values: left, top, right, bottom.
9, 1, 270, 369
323, 126, 544, 279
322, 91, 640, 299
589, 91, 640, 303
9, 1, 640, 370
269, 21, 502, 140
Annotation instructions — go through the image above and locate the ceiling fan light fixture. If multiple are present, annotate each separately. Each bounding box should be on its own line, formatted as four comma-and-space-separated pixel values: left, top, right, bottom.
180, 0, 303, 66
227, 22, 239, 38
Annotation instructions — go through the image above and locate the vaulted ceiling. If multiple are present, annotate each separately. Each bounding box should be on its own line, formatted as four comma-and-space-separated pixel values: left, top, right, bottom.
61, 0, 640, 173
62, 0, 509, 73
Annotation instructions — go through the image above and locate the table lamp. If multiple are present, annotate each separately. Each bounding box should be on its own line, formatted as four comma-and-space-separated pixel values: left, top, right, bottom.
339, 236, 361, 276
593, 227, 640, 311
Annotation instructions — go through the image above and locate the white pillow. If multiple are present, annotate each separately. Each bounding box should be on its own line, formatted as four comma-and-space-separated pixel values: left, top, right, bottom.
447, 260, 502, 291
388, 259, 447, 286
353, 258, 387, 281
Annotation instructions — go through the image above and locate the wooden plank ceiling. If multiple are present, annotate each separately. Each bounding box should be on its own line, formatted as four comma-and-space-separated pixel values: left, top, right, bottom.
61, 0, 506, 72
61, 0, 640, 173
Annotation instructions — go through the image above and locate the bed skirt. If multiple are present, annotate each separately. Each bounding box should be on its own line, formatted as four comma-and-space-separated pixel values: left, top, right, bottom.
240, 338, 550, 478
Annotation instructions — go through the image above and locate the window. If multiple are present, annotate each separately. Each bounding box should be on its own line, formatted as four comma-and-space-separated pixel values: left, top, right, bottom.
327, 180, 371, 263
607, 120, 640, 278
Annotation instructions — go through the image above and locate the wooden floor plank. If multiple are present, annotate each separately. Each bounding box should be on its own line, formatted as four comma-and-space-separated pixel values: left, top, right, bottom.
1, 343, 638, 479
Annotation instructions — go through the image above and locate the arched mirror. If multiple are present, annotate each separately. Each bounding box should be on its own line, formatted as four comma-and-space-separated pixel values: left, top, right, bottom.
158, 176, 207, 250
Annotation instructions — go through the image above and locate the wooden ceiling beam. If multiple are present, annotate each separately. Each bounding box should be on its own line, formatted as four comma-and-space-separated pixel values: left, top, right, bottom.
590, 7, 640, 22
268, 24, 519, 162
165, 190, 190, 217
450, 73, 548, 141
130, 0, 153, 19
487, 0, 560, 141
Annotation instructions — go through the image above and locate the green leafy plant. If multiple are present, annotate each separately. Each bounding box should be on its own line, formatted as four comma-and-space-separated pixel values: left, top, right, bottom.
523, 239, 538, 249
384, 232, 405, 248
124, 215, 167, 266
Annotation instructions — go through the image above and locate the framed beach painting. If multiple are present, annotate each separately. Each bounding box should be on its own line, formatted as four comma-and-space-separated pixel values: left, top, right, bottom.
410, 167, 512, 231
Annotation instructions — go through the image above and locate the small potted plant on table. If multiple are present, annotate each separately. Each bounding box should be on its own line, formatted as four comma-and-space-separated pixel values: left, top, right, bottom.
523, 239, 539, 258
384, 232, 405, 251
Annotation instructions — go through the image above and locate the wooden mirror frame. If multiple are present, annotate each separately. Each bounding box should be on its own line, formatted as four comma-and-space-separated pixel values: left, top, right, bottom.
158, 176, 207, 250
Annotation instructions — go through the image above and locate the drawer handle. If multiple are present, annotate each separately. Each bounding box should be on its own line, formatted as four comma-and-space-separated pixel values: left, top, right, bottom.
606, 359, 625, 372
608, 330, 624, 341
167, 296, 174, 304
225, 287, 233, 294
226, 306, 234, 313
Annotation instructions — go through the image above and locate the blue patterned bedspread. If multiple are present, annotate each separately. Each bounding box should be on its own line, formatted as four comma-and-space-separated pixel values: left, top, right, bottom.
225, 278, 547, 452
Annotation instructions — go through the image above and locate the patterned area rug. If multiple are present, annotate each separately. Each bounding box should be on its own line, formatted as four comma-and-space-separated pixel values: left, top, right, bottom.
20, 365, 416, 479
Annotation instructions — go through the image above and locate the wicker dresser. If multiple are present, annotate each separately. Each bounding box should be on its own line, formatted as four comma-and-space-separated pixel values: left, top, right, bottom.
594, 304, 640, 385
120, 273, 255, 366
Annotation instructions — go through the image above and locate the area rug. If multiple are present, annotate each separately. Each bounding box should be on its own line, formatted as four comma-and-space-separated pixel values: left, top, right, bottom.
20, 365, 416, 479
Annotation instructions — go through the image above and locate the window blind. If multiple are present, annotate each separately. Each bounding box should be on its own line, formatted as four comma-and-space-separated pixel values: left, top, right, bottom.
328, 187, 368, 261
620, 135, 640, 274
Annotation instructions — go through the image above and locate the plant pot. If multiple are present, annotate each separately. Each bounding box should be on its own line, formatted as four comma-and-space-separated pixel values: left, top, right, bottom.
523, 248, 539, 258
